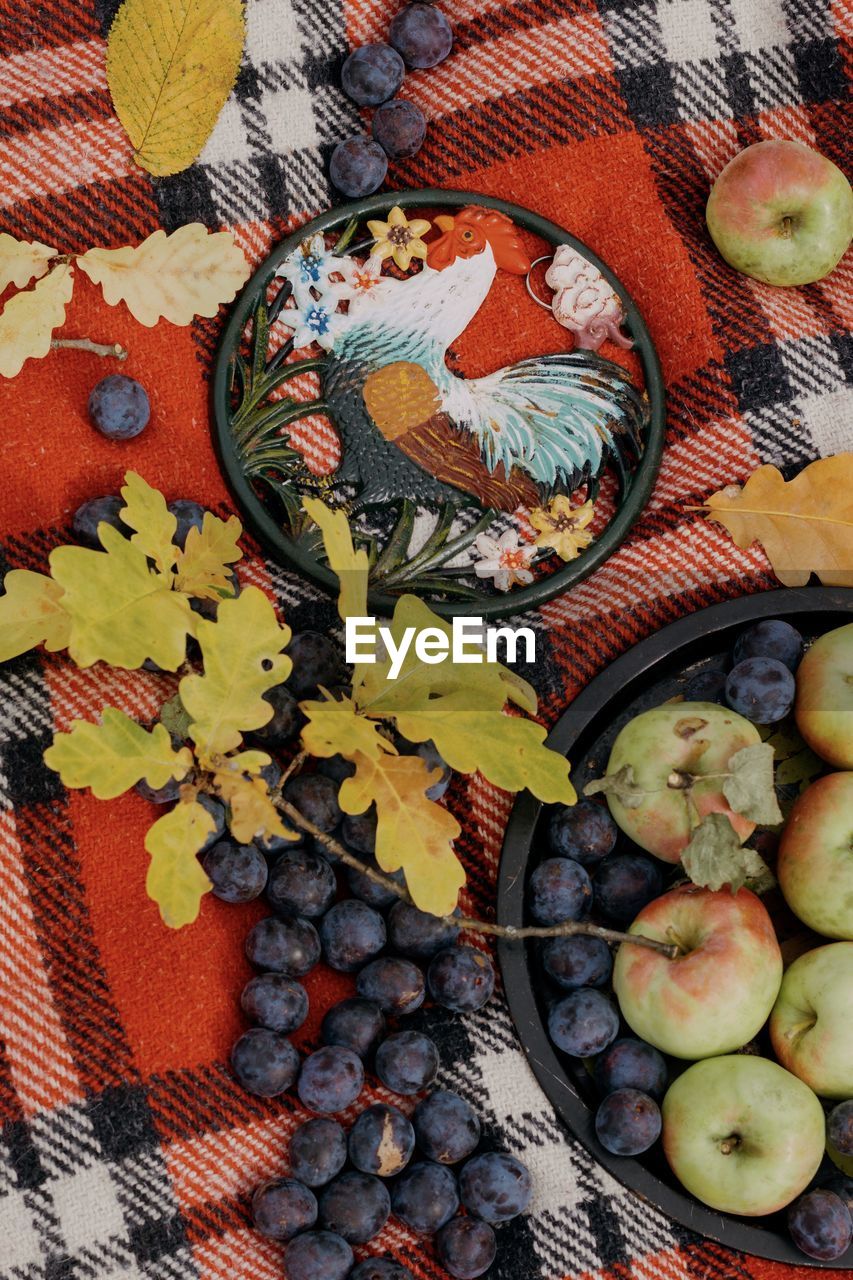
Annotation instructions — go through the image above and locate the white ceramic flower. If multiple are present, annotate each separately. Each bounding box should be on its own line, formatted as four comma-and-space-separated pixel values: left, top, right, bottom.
473, 529, 536, 591
330, 252, 386, 304
282, 298, 348, 352
276, 233, 337, 305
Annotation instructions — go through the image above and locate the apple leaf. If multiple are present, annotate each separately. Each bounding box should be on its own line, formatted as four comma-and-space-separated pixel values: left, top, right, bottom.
584, 764, 647, 809
681, 813, 776, 894
45, 708, 193, 799
722, 744, 783, 825
145, 798, 215, 928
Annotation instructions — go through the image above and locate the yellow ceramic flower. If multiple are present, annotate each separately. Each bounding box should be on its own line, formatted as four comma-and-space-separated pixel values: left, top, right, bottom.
367, 206, 432, 271
530, 496, 595, 561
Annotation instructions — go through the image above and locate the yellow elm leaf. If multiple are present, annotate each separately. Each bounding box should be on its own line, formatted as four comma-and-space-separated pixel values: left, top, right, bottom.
0, 263, 74, 379
703, 457, 853, 587
0, 570, 70, 660
49, 523, 194, 670
340, 751, 464, 916
145, 799, 216, 928
303, 498, 370, 623
106, 0, 245, 177
44, 708, 193, 799
212, 767, 292, 845
300, 695, 394, 761
0, 233, 57, 291
77, 225, 250, 327
180, 586, 292, 756
174, 512, 243, 601
119, 471, 178, 573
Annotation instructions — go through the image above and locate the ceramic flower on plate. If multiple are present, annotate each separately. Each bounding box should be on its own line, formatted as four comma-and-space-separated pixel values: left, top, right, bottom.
530, 496, 595, 561
473, 529, 537, 591
367, 206, 432, 270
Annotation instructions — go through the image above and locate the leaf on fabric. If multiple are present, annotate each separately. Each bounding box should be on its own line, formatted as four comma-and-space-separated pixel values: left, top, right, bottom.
212, 766, 292, 845
303, 498, 370, 623
179, 587, 292, 756
0, 263, 74, 379
300, 695, 395, 762
145, 799, 215, 928
49, 524, 194, 670
703, 457, 853, 587
339, 751, 464, 915
174, 512, 242, 601
120, 471, 178, 574
0, 570, 71, 660
0, 233, 57, 291
77, 225, 250, 327
106, 0, 245, 176
722, 743, 783, 825
45, 708, 193, 799
681, 813, 776, 895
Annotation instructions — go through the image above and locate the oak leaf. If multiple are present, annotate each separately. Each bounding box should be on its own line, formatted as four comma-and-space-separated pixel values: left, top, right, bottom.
301, 695, 394, 762
49, 524, 195, 670
303, 498, 370, 623
77, 225, 250, 327
0, 263, 74, 379
45, 708, 193, 799
703, 457, 853, 587
212, 766, 292, 846
174, 512, 242, 601
106, 0, 245, 177
0, 570, 71, 660
179, 587, 292, 756
0, 233, 57, 291
145, 799, 216, 928
340, 751, 464, 915
120, 471, 178, 574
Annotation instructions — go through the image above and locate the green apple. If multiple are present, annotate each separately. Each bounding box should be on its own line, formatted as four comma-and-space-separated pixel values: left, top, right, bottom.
795, 622, 853, 769
770, 943, 853, 1099
603, 702, 760, 863
662, 1055, 826, 1214
706, 139, 853, 286
612, 883, 782, 1059
778, 773, 853, 939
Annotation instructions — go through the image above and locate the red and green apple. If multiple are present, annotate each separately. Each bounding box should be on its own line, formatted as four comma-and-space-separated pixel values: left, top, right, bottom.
795, 622, 853, 770
770, 942, 853, 1100
778, 772, 853, 940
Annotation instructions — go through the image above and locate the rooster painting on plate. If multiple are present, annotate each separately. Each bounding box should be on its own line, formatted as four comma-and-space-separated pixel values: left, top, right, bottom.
314, 206, 649, 514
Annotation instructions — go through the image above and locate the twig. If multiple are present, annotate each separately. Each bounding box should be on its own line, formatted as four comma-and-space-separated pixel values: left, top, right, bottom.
51, 337, 128, 360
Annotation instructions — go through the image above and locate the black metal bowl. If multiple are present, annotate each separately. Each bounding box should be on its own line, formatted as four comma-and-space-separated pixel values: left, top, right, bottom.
497, 586, 853, 1267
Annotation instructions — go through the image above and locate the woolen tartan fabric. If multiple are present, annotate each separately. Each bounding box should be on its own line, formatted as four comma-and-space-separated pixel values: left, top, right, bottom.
0, 1, 851, 1278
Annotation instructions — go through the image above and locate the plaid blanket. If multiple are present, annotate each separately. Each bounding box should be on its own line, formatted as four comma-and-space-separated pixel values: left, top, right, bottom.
0, 1, 851, 1278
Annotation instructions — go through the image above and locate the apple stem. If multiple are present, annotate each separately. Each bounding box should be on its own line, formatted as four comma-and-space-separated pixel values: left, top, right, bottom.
719, 1136, 740, 1155
780, 215, 793, 239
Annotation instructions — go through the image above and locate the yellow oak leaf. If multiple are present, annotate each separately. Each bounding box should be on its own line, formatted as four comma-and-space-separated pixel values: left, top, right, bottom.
106, 0, 245, 177
303, 498, 370, 623
0, 263, 74, 379
0, 233, 57, 291
212, 766, 292, 845
300, 695, 395, 761
180, 586, 292, 756
0, 570, 71, 660
45, 708, 193, 799
145, 798, 216, 928
340, 751, 464, 915
77, 224, 250, 327
173, 512, 243, 601
120, 471, 178, 574
704, 457, 853, 587
49, 523, 194, 670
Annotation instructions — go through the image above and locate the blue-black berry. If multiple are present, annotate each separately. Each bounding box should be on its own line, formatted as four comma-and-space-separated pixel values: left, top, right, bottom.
88, 375, 150, 439
341, 43, 405, 105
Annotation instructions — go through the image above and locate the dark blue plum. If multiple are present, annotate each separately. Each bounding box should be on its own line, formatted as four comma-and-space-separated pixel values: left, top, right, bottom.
548, 800, 618, 867
593, 1037, 668, 1100
548, 988, 619, 1057
375, 1030, 438, 1094
436, 1216, 497, 1279
283, 1231, 353, 1280
321, 998, 385, 1060
167, 499, 205, 548
72, 495, 131, 548
230, 1028, 299, 1097
387, 900, 460, 959
88, 374, 150, 439
252, 683, 300, 745
346, 857, 405, 908
788, 1189, 853, 1261
341, 809, 376, 853
428, 946, 494, 1013
289, 1118, 348, 1187
318, 754, 356, 783
541, 934, 612, 990
459, 1151, 532, 1224
341, 43, 405, 105
828, 1100, 853, 1156
241, 973, 308, 1033
725, 656, 796, 724
350, 1260, 414, 1280
413, 1090, 481, 1165
266, 849, 335, 918
319, 1170, 390, 1243
594, 1088, 661, 1155
733, 619, 803, 671
284, 773, 342, 832
818, 1172, 853, 1213
245, 916, 321, 976
257, 824, 304, 857
392, 1161, 459, 1233
389, 3, 454, 68
135, 775, 182, 803
320, 900, 386, 972
330, 136, 389, 197
593, 853, 663, 925
286, 631, 344, 698
372, 99, 427, 159
682, 669, 727, 703
528, 857, 592, 924
349, 1103, 415, 1177
251, 1177, 317, 1239
357, 957, 425, 1015
298, 1046, 364, 1114
196, 792, 226, 851
203, 840, 268, 903
416, 739, 452, 800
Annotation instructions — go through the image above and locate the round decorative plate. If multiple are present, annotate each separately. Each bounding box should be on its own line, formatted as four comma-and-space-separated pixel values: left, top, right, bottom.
497, 586, 853, 1267
212, 189, 665, 618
